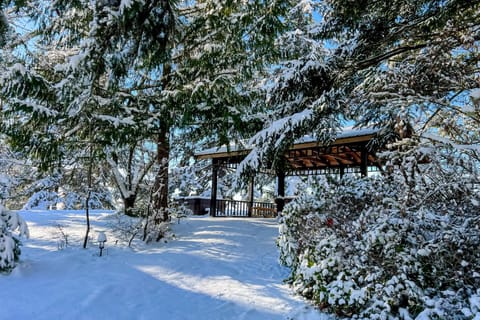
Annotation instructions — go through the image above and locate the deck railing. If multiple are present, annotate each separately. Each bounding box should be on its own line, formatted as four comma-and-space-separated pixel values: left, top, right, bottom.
214, 199, 276, 217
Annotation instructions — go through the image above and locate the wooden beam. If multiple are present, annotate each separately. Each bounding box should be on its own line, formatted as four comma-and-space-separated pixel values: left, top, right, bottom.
196, 150, 250, 160
367, 154, 377, 164
290, 134, 376, 150
248, 176, 254, 217
210, 159, 219, 216
276, 167, 285, 213
346, 150, 362, 163
309, 158, 329, 167
301, 158, 316, 167
330, 154, 356, 165
321, 154, 340, 166
196, 133, 377, 160
361, 147, 368, 177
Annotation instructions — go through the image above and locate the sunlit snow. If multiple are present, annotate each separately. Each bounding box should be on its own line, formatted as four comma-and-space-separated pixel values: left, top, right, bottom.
1, 210, 330, 320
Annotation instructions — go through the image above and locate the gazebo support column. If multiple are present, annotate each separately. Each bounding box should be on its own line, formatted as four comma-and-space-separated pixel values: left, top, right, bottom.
276, 169, 285, 213
360, 146, 368, 177
339, 165, 345, 178
247, 176, 254, 217
210, 159, 219, 217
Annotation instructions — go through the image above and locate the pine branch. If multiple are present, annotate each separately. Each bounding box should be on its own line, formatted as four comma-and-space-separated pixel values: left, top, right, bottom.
356, 44, 427, 70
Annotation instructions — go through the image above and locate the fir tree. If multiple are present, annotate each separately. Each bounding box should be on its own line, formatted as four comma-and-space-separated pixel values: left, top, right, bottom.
0, 204, 28, 273
0, 0, 292, 241
0, 1, 177, 232
245, 0, 480, 173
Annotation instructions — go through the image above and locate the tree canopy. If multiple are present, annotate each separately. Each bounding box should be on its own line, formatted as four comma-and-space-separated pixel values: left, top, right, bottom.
243, 0, 480, 173
0, 0, 479, 211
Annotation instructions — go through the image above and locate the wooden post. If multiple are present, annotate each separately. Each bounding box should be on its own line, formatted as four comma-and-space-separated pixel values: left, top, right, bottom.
339, 165, 345, 178
210, 159, 219, 217
247, 175, 254, 217
276, 168, 285, 213
360, 146, 368, 177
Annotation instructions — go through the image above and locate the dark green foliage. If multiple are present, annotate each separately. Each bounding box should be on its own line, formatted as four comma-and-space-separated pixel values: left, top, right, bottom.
279, 169, 480, 318
167, 0, 293, 146
0, 12, 7, 47
0, 206, 28, 273
0, 232, 21, 273
0, 0, 179, 167
255, 0, 480, 167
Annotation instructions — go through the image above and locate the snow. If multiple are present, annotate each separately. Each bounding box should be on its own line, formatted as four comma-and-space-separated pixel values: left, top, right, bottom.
196, 125, 378, 157
95, 114, 135, 127
422, 132, 480, 151
120, 0, 134, 12
471, 88, 480, 101
12, 63, 27, 76
1, 210, 329, 320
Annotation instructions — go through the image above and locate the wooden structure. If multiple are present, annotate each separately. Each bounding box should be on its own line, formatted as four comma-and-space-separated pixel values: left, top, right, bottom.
195, 127, 382, 217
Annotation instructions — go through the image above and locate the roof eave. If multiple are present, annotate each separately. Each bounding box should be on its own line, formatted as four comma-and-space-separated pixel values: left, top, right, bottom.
195, 133, 377, 160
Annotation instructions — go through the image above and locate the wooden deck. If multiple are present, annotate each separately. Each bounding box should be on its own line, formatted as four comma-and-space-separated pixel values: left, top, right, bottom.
178, 197, 277, 218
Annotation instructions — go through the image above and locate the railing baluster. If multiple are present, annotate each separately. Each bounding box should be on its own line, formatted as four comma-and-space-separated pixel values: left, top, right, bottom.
211, 199, 277, 217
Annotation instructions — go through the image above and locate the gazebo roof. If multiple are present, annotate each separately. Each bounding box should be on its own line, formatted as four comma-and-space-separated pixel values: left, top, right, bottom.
195, 127, 382, 176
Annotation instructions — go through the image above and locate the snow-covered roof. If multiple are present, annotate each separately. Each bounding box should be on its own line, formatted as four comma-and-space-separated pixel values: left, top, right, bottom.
195, 126, 379, 159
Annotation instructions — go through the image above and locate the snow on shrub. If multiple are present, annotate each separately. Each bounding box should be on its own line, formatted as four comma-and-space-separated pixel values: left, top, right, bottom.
23, 189, 113, 210
278, 174, 480, 319
0, 204, 29, 273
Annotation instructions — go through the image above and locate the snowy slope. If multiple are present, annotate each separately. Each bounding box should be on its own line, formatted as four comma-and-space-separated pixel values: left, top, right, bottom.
1, 210, 330, 320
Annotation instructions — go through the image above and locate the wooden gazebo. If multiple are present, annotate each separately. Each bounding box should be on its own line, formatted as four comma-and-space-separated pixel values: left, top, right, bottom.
194, 127, 383, 217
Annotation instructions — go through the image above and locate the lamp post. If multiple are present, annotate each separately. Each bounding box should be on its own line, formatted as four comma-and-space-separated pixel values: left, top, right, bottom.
97, 231, 107, 257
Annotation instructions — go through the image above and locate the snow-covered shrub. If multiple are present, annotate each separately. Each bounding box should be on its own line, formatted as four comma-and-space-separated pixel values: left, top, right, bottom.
107, 213, 143, 247
278, 172, 480, 319
169, 201, 192, 224
142, 218, 171, 243
23, 189, 114, 210
139, 207, 171, 243
141, 202, 194, 243
22, 190, 61, 210
0, 205, 29, 273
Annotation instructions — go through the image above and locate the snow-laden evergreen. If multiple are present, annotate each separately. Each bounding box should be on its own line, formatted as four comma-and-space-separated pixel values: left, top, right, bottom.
278, 161, 480, 319
238, 0, 480, 178
0, 0, 179, 230
0, 205, 28, 272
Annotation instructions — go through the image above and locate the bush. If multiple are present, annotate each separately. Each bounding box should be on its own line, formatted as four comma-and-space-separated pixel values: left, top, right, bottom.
0, 205, 29, 273
278, 174, 480, 319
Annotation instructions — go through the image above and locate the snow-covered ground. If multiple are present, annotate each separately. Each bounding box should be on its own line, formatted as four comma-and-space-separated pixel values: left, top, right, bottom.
1, 210, 330, 320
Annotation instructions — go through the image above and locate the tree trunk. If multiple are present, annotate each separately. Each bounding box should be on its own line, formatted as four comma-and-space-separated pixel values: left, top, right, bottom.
152, 124, 170, 223
123, 193, 137, 216
149, 63, 172, 240
83, 140, 93, 249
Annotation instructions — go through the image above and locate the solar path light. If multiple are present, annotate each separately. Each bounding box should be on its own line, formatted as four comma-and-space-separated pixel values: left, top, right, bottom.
97, 231, 107, 257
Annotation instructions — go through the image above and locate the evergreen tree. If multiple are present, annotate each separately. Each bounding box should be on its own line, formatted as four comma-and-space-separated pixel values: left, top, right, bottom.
266, 1, 480, 317
163, 0, 297, 188
0, 0, 177, 231
0, 204, 28, 273
0, 0, 29, 272
244, 0, 480, 174
0, 0, 293, 241
169, 0, 291, 145
105, 141, 156, 216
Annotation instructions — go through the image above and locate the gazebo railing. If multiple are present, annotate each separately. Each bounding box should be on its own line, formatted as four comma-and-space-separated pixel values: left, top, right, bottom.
214, 199, 276, 217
